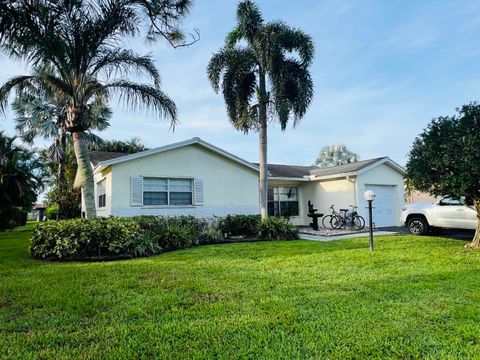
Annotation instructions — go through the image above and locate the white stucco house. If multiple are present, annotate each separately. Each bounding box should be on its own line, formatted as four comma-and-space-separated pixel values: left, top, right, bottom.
83, 137, 405, 227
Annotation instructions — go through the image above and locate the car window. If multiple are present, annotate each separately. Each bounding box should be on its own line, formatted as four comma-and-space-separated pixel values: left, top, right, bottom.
439, 196, 465, 206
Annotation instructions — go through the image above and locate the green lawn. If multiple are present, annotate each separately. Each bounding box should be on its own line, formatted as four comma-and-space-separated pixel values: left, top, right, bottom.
1, 224, 480, 359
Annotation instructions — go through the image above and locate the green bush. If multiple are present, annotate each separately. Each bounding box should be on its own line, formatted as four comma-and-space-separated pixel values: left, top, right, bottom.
220, 214, 260, 237
199, 225, 224, 244
30, 217, 142, 259
45, 204, 59, 220
258, 217, 298, 240
158, 226, 193, 250
30, 214, 298, 261
0, 207, 29, 231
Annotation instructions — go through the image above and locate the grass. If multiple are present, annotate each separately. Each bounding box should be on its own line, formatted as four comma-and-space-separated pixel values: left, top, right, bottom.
1, 223, 480, 359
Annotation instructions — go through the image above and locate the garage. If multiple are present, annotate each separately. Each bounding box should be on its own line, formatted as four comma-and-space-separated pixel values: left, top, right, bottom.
364, 184, 396, 227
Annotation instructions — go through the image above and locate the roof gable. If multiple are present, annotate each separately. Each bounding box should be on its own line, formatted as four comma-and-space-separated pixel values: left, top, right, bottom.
93, 137, 259, 173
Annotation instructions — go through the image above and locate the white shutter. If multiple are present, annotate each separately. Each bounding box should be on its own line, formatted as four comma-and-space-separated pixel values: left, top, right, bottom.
131, 176, 143, 206
194, 178, 204, 206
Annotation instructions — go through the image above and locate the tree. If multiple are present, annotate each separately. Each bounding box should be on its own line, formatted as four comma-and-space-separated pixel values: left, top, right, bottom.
95, 137, 147, 154
0, 132, 43, 230
207, 0, 314, 219
0, 0, 194, 219
406, 103, 480, 248
315, 144, 359, 168
12, 65, 111, 218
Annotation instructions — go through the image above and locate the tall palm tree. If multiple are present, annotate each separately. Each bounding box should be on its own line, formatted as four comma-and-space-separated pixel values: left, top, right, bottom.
12, 65, 111, 218
315, 144, 359, 168
207, 0, 314, 219
0, 0, 192, 218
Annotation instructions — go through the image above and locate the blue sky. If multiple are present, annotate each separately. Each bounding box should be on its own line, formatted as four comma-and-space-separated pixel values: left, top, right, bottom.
1, 0, 480, 166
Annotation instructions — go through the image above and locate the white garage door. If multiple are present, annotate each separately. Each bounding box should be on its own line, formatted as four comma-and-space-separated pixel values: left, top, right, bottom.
365, 184, 396, 227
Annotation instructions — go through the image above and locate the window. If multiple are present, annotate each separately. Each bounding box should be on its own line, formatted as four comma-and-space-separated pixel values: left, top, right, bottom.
97, 180, 106, 208
268, 187, 299, 217
143, 178, 193, 206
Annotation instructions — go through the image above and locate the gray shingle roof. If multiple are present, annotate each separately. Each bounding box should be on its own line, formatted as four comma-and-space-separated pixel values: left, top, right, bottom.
253, 163, 317, 178
89, 151, 127, 166
309, 157, 387, 177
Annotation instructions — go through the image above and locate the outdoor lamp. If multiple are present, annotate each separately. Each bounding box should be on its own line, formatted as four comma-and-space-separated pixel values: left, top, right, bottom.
364, 190, 376, 250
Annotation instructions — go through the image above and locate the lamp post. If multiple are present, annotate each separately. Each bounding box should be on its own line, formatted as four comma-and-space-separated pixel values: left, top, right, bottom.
364, 190, 376, 251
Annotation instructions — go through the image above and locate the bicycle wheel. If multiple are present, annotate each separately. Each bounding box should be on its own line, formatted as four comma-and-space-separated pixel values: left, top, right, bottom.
331, 216, 344, 229
352, 215, 365, 230
322, 215, 335, 229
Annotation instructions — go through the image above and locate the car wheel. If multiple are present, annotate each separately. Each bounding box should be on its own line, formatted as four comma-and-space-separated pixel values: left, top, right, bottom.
407, 216, 429, 236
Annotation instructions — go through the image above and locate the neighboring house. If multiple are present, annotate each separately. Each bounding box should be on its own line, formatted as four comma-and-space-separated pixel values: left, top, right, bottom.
81, 137, 405, 227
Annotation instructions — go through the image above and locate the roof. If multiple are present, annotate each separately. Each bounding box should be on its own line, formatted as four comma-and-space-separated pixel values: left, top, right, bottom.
253, 163, 317, 178
264, 156, 405, 180
92, 137, 259, 173
89, 151, 127, 166
309, 157, 387, 177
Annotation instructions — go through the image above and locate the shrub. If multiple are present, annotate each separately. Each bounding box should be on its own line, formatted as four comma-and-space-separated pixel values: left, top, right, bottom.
30, 217, 142, 259
199, 226, 224, 244
220, 214, 260, 237
45, 204, 59, 220
258, 217, 298, 240
158, 226, 193, 250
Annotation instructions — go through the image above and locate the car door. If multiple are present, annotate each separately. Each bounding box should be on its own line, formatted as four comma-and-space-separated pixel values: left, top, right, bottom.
431, 197, 466, 228
464, 205, 477, 230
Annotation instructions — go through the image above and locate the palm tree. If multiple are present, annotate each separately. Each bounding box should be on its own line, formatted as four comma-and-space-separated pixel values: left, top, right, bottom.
0, 131, 43, 230
207, 0, 314, 219
0, 0, 193, 219
315, 144, 359, 168
12, 65, 112, 218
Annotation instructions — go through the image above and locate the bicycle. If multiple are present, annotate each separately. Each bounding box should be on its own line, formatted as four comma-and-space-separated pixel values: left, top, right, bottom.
323, 205, 365, 231
322, 205, 342, 229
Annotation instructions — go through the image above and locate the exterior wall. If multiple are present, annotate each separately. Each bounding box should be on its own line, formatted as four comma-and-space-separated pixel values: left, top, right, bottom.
356, 164, 405, 226
106, 144, 259, 218
94, 167, 112, 217
300, 178, 357, 226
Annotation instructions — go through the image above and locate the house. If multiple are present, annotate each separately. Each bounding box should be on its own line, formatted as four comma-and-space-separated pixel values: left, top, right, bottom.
84, 137, 405, 227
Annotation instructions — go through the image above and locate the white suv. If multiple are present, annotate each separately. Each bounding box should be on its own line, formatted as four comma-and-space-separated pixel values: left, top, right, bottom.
401, 196, 477, 235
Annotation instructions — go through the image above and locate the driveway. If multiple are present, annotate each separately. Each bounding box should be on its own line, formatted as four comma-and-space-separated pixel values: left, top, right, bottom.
380, 226, 475, 241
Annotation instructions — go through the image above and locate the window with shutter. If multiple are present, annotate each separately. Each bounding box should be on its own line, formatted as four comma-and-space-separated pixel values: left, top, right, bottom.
131, 176, 143, 206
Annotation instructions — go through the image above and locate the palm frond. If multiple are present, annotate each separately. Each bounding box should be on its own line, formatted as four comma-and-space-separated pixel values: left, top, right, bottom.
105, 80, 177, 127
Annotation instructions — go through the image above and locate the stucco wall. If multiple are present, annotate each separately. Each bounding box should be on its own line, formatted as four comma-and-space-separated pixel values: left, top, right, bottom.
94, 167, 112, 217
295, 178, 357, 226
105, 144, 259, 217
356, 163, 405, 226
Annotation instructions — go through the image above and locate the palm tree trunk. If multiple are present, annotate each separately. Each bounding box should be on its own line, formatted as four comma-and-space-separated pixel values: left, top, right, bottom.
466, 198, 480, 248
72, 131, 96, 219
258, 66, 268, 220
57, 125, 67, 219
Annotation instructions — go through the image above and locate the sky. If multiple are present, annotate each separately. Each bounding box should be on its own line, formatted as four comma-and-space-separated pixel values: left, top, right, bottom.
1, 0, 480, 167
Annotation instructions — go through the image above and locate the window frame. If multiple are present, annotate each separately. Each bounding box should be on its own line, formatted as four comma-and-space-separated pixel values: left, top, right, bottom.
97, 180, 106, 208
142, 177, 194, 206
267, 186, 299, 217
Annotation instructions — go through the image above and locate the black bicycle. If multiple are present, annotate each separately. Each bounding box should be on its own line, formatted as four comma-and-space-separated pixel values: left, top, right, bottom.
323, 205, 365, 231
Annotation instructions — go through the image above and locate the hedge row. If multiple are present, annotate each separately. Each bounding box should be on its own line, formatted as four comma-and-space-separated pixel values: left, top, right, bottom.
30, 215, 298, 260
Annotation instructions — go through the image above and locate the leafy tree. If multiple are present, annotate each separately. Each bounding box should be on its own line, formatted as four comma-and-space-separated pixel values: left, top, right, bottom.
207, 0, 314, 219
0, 132, 43, 230
406, 103, 480, 248
95, 137, 147, 154
0, 0, 194, 219
315, 144, 359, 168
12, 65, 111, 218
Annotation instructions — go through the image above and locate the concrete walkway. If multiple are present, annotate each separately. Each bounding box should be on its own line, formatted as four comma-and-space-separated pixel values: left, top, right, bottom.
298, 229, 400, 241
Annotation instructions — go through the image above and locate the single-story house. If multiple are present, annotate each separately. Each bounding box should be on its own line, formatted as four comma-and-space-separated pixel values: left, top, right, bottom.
83, 137, 405, 227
